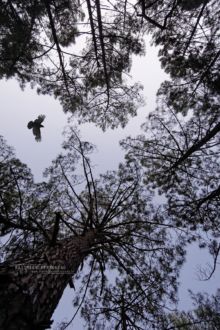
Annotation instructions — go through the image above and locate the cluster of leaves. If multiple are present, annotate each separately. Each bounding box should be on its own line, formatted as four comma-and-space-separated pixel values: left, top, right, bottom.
161, 290, 220, 330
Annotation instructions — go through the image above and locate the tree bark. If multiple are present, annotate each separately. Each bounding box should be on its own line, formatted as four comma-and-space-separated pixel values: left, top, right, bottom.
0, 230, 96, 329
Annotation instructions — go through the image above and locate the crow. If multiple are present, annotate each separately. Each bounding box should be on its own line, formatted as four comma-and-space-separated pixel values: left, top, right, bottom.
27, 115, 45, 142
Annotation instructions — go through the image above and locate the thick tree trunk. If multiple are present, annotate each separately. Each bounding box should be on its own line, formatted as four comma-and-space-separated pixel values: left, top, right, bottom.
0, 230, 96, 329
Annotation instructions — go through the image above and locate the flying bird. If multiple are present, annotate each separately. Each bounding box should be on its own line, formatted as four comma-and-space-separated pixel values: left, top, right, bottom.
27, 115, 46, 142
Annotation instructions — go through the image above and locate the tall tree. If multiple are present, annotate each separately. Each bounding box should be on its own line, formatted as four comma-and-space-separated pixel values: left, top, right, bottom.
0, 132, 185, 329
121, 0, 220, 277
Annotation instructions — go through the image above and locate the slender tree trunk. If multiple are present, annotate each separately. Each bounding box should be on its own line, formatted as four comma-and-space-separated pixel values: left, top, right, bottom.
171, 122, 220, 170
0, 230, 96, 329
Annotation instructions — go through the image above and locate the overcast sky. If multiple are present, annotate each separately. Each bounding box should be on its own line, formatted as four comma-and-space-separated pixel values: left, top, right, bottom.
0, 36, 164, 181
0, 36, 219, 329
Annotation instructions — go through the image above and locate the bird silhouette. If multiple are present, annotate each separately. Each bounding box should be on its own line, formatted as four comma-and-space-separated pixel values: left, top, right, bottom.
27, 115, 46, 142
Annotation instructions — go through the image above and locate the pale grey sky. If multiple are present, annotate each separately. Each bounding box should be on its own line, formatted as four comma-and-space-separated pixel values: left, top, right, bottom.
0, 36, 219, 329
0, 36, 165, 181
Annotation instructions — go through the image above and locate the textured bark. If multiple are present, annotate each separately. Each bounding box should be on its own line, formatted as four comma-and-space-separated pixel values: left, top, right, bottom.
0, 230, 96, 329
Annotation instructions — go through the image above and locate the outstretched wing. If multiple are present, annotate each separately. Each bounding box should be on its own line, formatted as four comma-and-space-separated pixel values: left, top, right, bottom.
34, 115, 46, 125
27, 121, 34, 129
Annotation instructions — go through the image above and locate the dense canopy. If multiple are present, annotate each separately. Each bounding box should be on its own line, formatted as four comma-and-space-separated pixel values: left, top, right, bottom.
0, 0, 220, 329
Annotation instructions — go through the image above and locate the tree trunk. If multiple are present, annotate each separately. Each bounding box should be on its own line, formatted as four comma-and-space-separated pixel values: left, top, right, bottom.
0, 230, 96, 329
